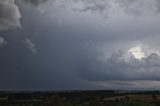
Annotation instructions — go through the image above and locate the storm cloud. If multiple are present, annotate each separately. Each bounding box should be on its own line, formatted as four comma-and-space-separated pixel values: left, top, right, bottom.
22, 0, 48, 5
78, 49, 160, 81
0, 0, 21, 31
46, 0, 160, 15
1, 0, 160, 90
0, 0, 48, 31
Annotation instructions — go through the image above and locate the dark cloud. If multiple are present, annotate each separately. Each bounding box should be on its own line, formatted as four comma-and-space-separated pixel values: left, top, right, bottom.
22, 0, 48, 5
0, 0, 49, 31
1, 0, 160, 90
0, 0, 159, 32
78, 50, 160, 81
0, 0, 21, 31
72, 0, 109, 12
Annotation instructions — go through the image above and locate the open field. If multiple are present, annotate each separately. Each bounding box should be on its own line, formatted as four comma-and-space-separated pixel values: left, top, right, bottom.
0, 91, 160, 106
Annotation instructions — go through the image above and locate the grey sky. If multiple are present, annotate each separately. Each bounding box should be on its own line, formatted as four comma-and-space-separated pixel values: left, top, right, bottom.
0, 0, 160, 90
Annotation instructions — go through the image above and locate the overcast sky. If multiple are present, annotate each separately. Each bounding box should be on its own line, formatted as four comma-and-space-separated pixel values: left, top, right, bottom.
1, 0, 160, 90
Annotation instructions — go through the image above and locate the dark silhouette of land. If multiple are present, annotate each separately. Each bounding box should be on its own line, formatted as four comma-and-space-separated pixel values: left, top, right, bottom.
0, 90, 160, 106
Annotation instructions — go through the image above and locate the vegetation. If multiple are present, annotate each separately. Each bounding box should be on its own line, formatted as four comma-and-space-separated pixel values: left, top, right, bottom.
0, 91, 160, 106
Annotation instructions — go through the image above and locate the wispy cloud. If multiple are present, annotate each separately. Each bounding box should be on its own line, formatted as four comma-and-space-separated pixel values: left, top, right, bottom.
0, 37, 7, 47
24, 38, 37, 55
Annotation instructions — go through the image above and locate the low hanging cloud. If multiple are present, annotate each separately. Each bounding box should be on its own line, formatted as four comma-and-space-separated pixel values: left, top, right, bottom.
0, 0, 21, 31
78, 49, 160, 81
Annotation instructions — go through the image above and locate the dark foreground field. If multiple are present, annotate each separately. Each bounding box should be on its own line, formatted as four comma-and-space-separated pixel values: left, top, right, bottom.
0, 90, 160, 106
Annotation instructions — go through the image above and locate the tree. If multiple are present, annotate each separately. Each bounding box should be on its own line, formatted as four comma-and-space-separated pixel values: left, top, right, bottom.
152, 94, 157, 100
